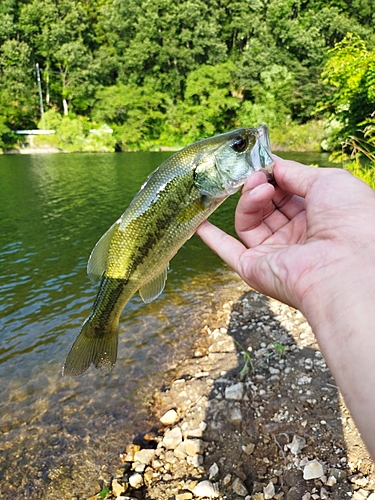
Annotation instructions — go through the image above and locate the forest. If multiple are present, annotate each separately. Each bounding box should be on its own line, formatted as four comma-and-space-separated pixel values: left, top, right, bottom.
0, 0, 374, 155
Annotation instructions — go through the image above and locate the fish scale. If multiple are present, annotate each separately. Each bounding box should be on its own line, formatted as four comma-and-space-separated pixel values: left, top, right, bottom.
62, 126, 274, 376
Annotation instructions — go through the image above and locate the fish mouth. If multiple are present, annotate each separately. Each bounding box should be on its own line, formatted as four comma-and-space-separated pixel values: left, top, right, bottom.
247, 125, 275, 182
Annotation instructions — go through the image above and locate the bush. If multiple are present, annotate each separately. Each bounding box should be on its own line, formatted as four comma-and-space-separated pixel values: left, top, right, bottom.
270, 120, 325, 152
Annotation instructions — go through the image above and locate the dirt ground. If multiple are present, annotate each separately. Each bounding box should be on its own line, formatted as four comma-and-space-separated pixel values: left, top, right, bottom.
91, 279, 375, 500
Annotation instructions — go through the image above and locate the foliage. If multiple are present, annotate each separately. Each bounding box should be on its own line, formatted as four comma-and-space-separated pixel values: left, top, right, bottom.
36, 109, 117, 152
271, 120, 325, 152
319, 33, 375, 150
345, 161, 375, 189
1, 0, 375, 150
0, 115, 16, 151
342, 120, 375, 189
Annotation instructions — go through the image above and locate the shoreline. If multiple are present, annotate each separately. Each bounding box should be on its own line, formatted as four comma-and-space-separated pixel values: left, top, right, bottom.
88, 283, 375, 500
1, 144, 323, 155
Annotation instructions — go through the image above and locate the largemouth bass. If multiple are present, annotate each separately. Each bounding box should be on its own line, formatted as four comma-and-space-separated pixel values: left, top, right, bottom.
63, 125, 274, 376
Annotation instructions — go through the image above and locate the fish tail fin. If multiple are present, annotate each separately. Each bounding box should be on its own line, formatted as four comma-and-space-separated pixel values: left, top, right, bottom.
62, 321, 118, 377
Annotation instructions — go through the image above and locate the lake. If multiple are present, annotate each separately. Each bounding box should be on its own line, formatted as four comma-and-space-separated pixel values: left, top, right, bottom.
0, 151, 335, 498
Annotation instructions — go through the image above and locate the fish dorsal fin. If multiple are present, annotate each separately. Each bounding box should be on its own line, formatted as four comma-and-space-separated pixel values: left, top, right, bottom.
139, 265, 169, 303
87, 221, 119, 284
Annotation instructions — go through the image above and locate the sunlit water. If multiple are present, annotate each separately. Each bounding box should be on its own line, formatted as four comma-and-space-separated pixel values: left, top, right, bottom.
0, 151, 335, 498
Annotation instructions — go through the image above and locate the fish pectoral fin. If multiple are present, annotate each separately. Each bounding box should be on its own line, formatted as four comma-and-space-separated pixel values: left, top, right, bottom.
139, 265, 169, 303
87, 220, 119, 284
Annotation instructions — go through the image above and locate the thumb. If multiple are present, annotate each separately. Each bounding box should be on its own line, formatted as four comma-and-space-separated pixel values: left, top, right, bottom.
273, 156, 336, 198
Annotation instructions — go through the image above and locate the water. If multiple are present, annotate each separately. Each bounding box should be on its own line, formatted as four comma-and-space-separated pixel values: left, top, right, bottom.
0, 151, 335, 498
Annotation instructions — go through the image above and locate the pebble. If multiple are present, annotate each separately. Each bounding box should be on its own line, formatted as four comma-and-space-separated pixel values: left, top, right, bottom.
229, 407, 243, 423
133, 449, 155, 465
326, 475, 337, 486
160, 409, 179, 426
128, 472, 144, 489
192, 480, 220, 498
353, 490, 370, 500
289, 434, 306, 455
111, 478, 125, 497
225, 382, 244, 400
263, 481, 275, 499
185, 438, 204, 456
175, 493, 193, 500
232, 477, 248, 496
173, 441, 187, 459
223, 473, 232, 486
162, 426, 182, 449
209, 462, 219, 479
303, 460, 324, 480
320, 487, 329, 499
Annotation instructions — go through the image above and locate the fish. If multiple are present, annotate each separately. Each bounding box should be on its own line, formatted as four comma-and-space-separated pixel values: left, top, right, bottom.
62, 125, 274, 376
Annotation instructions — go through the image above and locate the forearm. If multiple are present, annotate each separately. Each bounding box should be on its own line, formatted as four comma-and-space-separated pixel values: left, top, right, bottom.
301, 260, 375, 458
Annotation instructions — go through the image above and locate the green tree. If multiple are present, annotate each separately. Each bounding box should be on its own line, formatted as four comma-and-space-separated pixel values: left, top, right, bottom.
0, 39, 36, 128
320, 33, 375, 147
93, 83, 170, 150
19, 0, 100, 115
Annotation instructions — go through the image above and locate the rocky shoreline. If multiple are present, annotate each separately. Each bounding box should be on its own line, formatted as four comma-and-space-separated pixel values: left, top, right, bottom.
89, 282, 375, 500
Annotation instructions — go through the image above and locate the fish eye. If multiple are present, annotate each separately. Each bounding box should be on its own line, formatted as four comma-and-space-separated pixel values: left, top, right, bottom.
231, 135, 248, 153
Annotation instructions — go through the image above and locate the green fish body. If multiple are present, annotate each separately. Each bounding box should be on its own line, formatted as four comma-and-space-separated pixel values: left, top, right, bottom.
63, 126, 274, 376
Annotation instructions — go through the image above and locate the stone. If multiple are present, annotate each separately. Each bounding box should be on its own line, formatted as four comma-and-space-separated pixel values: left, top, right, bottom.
133, 449, 155, 465
223, 474, 232, 486
111, 478, 125, 497
320, 487, 329, 499
160, 409, 179, 426
192, 480, 220, 498
209, 462, 219, 480
128, 473, 143, 489
263, 481, 275, 499
326, 476, 337, 487
353, 490, 370, 500
287, 486, 306, 500
185, 438, 204, 456
352, 476, 369, 488
225, 382, 244, 400
289, 434, 306, 455
173, 441, 187, 459
232, 477, 248, 496
229, 407, 243, 423
175, 493, 193, 500
303, 460, 324, 480
187, 454, 203, 467
243, 443, 255, 455
133, 462, 146, 472
162, 426, 182, 449
121, 443, 141, 462
185, 427, 203, 438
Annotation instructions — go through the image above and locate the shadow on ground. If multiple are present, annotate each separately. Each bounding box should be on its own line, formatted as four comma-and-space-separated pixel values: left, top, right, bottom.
90, 285, 375, 499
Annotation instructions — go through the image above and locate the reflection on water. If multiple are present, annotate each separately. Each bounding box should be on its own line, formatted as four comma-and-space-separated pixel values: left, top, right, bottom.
0, 151, 333, 498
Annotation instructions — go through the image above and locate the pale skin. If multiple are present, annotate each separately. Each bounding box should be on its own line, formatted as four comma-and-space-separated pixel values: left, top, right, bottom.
196, 156, 375, 458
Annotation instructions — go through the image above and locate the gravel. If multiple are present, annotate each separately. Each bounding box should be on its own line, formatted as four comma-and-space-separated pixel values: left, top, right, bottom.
88, 284, 375, 500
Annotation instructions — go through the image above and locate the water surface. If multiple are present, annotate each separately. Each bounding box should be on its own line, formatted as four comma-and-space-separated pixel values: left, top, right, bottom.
0, 151, 335, 498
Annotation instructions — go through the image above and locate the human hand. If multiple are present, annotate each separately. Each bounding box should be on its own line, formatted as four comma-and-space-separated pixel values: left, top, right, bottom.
196, 156, 375, 317
197, 156, 375, 458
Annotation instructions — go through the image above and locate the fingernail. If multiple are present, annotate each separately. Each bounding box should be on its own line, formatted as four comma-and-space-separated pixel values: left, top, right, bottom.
249, 183, 266, 196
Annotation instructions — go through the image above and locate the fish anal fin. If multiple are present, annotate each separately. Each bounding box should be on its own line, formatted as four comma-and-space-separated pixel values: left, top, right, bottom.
139, 265, 169, 303
87, 220, 119, 284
